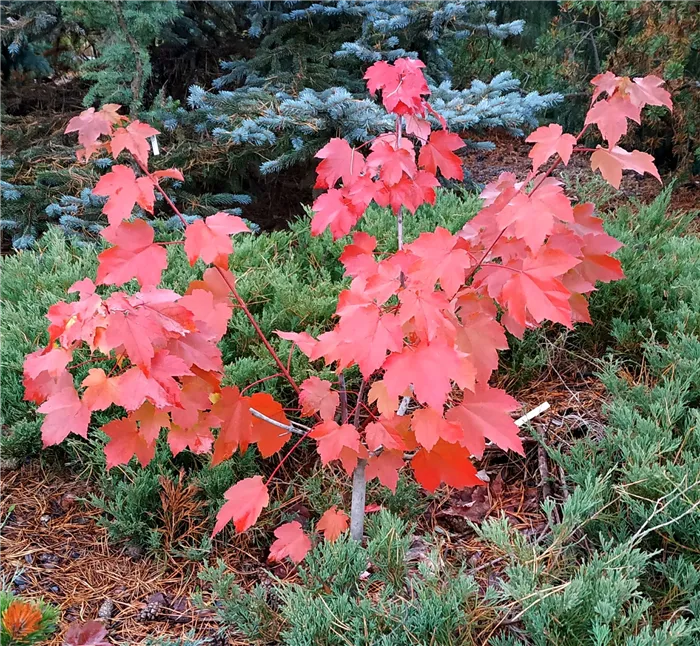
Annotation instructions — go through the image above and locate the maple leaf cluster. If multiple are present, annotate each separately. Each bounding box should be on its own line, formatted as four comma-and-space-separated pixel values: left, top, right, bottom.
24, 60, 670, 565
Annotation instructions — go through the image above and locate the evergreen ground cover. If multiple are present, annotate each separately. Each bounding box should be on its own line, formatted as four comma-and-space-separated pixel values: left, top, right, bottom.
2, 186, 700, 644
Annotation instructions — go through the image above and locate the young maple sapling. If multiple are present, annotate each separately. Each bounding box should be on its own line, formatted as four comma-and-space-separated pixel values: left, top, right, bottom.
24, 61, 670, 562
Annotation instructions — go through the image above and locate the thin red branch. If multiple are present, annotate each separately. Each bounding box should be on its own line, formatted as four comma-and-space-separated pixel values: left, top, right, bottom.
241, 373, 284, 395
141, 161, 302, 394
265, 427, 314, 485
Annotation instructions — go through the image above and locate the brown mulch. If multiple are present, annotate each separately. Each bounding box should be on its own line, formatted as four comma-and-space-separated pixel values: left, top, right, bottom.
0, 464, 220, 645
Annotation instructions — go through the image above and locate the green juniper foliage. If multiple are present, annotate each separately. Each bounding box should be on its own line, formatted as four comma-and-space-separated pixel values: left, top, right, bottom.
196, 511, 483, 646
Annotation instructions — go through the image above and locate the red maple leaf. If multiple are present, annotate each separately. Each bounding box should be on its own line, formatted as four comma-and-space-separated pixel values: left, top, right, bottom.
627, 75, 672, 111
411, 439, 483, 492
382, 340, 465, 410
38, 384, 90, 446
590, 71, 621, 102
103, 294, 169, 371
275, 330, 318, 358
81, 368, 122, 411
364, 417, 407, 452
249, 392, 291, 458
133, 401, 171, 444
103, 416, 156, 469
366, 139, 417, 185
299, 376, 339, 421
92, 165, 155, 226
445, 383, 522, 458
213, 475, 269, 535
179, 288, 233, 342
496, 248, 581, 328
417, 130, 464, 180
316, 506, 350, 542
453, 309, 508, 384
110, 120, 160, 166
364, 58, 430, 115
167, 417, 215, 456
211, 386, 254, 463
526, 124, 577, 170
184, 212, 250, 268
167, 331, 223, 373
590, 146, 661, 189
373, 170, 439, 214
496, 179, 574, 251
310, 187, 368, 240
314, 138, 366, 189
410, 406, 462, 451
65, 107, 112, 160
338, 231, 377, 278
309, 420, 360, 465
585, 96, 641, 147
96, 220, 167, 288
268, 521, 312, 564
404, 227, 472, 298
319, 301, 403, 379
24, 347, 72, 380
365, 450, 405, 492
367, 381, 397, 417
397, 288, 455, 343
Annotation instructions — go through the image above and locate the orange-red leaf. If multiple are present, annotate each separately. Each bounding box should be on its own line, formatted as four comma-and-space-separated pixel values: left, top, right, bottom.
309, 420, 360, 465
526, 124, 577, 170
97, 220, 167, 288
24, 347, 72, 380
81, 368, 122, 411
315, 138, 366, 189
382, 341, 466, 410
367, 380, 397, 417
65, 107, 112, 160
411, 439, 483, 492
103, 416, 156, 469
249, 392, 291, 458
213, 475, 269, 535
364, 58, 430, 115
364, 417, 407, 452
590, 145, 661, 189
365, 451, 405, 492
92, 165, 155, 226
584, 96, 640, 147
299, 376, 339, 421
268, 521, 312, 563
445, 383, 522, 458
111, 120, 160, 165
211, 386, 254, 463
316, 506, 350, 542
310, 187, 367, 240
411, 406, 462, 451
38, 384, 90, 446
628, 75, 672, 111
418, 130, 464, 180
184, 212, 250, 268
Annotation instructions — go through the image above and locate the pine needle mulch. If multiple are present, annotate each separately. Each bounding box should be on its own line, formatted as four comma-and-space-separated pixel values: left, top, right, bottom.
0, 462, 221, 645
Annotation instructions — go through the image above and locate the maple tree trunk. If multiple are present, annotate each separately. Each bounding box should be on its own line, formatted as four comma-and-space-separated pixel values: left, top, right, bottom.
349, 458, 367, 541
